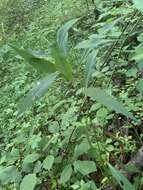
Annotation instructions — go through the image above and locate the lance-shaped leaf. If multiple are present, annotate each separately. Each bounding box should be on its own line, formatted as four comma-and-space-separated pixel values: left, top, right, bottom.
18, 72, 59, 116
108, 163, 135, 190
75, 34, 111, 49
85, 50, 97, 87
52, 45, 72, 80
57, 18, 79, 56
9, 44, 56, 74
85, 88, 137, 121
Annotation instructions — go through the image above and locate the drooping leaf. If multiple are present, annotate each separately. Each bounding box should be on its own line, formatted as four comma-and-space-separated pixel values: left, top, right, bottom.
20, 174, 37, 190
133, 0, 143, 12
52, 45, 72, 80
43, 155, 54, 170
108, 163, 135, 190
9, 44, 56, 74
57, 18, 79, 56
85, 50, 97, 87
60, 164, 73, 184
23, 153, 40, 163
74, 160, 97, 175
85, 88, 137, 121
18, 72, 59, 116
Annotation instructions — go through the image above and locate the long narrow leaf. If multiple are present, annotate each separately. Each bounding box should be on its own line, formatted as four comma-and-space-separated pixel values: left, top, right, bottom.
18, 72, 59, 116
85, 87, 137, 121
85, 50, 97, 87
52, 45, 72, 80
57, 18, 79, 56
108, 163, 135, 190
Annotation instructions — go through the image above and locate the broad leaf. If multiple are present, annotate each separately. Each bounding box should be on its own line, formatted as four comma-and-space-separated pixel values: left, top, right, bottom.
18, 72, 59, 116
52, 45, 72, 80
0, 166, 20, 184
85, 88, 137, 121
74, 160, 97, 175
9, 44, 56, 74
133, 0, 143, 12
60, 164, 73, 184
57, 18, 79, 56
20, 174, 37, 190
23, 153, 40, 163
74, 138, 90, 158
108, 163, 135, 190
43, 155, 54, 170
85, 50, 97, 87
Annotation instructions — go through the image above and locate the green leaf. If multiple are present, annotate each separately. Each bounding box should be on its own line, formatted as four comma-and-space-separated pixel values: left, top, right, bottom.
20, 174, 37, 190
108, 163, 135, 190
23, 153, 40, 163
33, 161, 42, 174
52, 45, 72, 80
133, 0, 143, 12
137, 79, 143, 93
60, 164, 73, 184
85, 50, 97, 87
57, 18, 79, 56
85, 88, 137, 121
74, 160, 97, 175
74, 138, 90, 158
43, 155, 54, 170
75, 34, 110, 49
48, 121, 59, 134
18, 72, 59, 116
0, 166, 19, 184
9, 44, 56, 74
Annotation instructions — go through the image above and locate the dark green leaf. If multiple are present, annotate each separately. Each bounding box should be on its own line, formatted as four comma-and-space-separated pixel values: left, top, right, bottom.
9, 44, 56, 74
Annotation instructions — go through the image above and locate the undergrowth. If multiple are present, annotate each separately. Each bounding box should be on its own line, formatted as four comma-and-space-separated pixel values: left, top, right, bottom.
1, 0, 143, 189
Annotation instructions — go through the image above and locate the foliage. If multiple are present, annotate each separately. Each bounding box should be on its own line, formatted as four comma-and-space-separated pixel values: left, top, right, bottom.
1, 0, 143, 190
